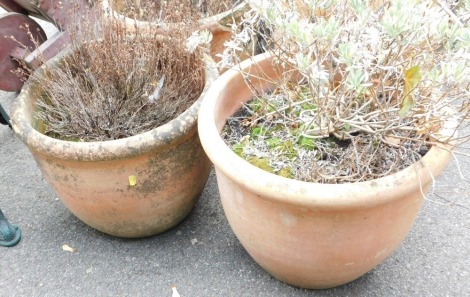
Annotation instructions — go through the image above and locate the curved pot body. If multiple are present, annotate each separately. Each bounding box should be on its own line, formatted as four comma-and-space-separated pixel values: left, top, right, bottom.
198, 54, 453, 288
11, 55, 218, 238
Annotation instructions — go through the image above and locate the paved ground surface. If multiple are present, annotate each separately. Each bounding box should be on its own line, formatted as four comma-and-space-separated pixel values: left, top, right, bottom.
1, 12, 469, 297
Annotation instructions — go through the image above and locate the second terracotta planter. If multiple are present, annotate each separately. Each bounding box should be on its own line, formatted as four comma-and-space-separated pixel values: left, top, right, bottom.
198, 54, 453, 288
102, 0, 249, 64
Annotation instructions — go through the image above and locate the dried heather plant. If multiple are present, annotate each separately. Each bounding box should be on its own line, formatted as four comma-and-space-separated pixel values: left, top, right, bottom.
109, 0, 238, 22
218, 0, 470, 183
33, 7, 205, 141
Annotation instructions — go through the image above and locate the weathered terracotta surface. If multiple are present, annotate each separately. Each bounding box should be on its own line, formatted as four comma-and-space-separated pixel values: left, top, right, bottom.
11, 56, 218, 238
198, 54, 453, 288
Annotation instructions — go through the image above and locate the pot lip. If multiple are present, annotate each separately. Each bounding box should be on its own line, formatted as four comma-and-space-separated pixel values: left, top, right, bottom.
102, 0, 248, 33
11, 50, 219, 162
198, 53, 454, 209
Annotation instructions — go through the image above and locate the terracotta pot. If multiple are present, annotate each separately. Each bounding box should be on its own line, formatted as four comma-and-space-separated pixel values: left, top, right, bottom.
197, 53, 453, 288
102, 0, 249, 64
11, 53, 218, 238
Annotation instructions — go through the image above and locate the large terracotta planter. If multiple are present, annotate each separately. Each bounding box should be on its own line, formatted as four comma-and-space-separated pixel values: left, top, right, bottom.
11, 53, 218, 238
197, 53, 453, 288
102, 0, 249, 63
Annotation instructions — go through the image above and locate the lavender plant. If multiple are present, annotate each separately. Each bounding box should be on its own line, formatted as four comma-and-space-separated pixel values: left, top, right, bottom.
217, 0, 470, 183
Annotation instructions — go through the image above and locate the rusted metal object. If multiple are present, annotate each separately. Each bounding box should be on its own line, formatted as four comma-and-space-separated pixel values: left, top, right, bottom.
0, 12, 47, 91
32, 32, 70, 69
0, 0, 27, 14
1, 0, 92, 29
0, 0, 91, 91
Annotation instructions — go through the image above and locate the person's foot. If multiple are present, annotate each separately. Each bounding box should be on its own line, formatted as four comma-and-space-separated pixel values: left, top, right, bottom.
0, 210, 21, 247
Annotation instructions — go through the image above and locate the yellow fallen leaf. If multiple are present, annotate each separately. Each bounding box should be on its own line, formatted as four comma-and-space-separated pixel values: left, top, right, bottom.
62, 244, 76, 253
129, 175, 137, 186
399, 65, 422, 118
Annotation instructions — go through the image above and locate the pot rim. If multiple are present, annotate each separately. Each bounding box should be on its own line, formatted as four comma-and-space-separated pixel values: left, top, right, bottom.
11, 50, 218, 162
198, 53, 454, 209
102, 0, 248, 33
